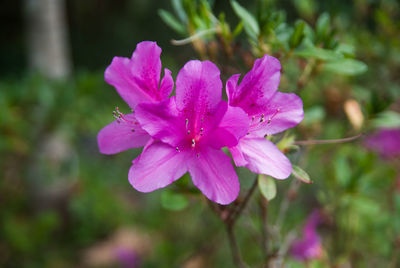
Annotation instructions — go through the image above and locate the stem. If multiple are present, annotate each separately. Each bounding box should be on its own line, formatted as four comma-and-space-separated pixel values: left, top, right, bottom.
260, 197, 269, 261
226, 224, 247, 268
293, 133, 363, 146
171, 28, 218, 46
229, 176, 258, 223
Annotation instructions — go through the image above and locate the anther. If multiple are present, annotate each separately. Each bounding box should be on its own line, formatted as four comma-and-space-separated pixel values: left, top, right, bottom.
176, 147, 180, 152
185, 118, 189, 129
252, 116, 255, 121
260, 114, 265, 123
187, 130, 191, 135
191, 139, 196, 147
197, 153, 200, 158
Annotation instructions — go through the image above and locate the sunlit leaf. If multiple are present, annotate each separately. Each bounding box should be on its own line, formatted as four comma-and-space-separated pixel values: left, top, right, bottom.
258, 175, 277, 201
230, 0, 259, 40
324, 58, 367, 75
158, 9, 186, 34
289, 20, 305, 48
371, 111, 400, 128
296, 46, 343, 61
292, 165, 312, 184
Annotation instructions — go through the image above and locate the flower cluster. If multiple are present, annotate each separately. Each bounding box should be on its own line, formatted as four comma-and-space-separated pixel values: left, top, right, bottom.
97, 41, 303, 204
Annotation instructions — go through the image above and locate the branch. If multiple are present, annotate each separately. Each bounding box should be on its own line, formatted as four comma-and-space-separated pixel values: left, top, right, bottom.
293, 133, 363, 146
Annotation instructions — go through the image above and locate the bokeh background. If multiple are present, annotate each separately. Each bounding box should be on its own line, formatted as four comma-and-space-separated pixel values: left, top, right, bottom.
1, 0, 399, 267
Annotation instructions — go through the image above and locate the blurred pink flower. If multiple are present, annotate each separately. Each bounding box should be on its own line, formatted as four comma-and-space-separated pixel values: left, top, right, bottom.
226, 55, 304, 179
365, 128, 400, 159
290, 211, 323, 261
97, 41, 173, 154
129, 60, 248, 205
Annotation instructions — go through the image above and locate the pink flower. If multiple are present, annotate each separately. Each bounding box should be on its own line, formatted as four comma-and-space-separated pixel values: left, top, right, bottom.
226, 55, 304, 179
290, 211, 323, 261
97, 41, 173, 154
129, 60, 249, 205
365, 128, 400, 159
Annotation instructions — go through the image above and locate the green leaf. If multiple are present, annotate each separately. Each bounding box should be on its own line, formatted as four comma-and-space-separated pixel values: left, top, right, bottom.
296, 46, 343, 61
292, 165, 312, 184
324, 58, 367, 75
161, 191, 189, 211
172, 0, 187, 23
230, 0, 259, 40
258, 175, 277, 201
158, 9, 186, 34
316, 12, 330, 40
335, 43, 355, 57
289, 20, 305, 48
302, 106, 326, 126
371, 111, 400, 128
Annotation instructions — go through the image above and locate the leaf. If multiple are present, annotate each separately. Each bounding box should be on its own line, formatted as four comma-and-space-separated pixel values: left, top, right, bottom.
158, 9, 186, 34
324, 58, 367, 75
172, 0, 187, 23
161, 191, 189, 211
296, 46, 343, 61
230, 0, 259, 40
316, 12, 330, 40
289, 20, 305, 48
292, 165, 312, 184
258, 175, 277, 201
371, 111, 400, 128
302, 106, 326, 126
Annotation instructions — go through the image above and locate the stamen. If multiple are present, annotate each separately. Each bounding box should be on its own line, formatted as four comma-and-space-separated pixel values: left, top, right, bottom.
185, 118, 189, 129
252, 116, 255, 121
260, 114, 265, 123
176, 147, 180, 152
187, 130, 191, 135
113, 107, 137, 125
191, 139, 196, 148
196, 153, 200, 158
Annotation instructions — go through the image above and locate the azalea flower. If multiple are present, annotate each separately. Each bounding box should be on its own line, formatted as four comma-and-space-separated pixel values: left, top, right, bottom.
226, 55, 304, 179
365, 128, 400, 159
129, 60, 249, 204
97, 41, 173, 154
290, 210, 324, 261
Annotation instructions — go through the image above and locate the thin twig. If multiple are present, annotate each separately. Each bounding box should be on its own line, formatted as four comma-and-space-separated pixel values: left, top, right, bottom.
171, 28, 218, 46
293, 133, 363, 146
260, 197, 269, 262
229, 176, 259, 224
226, 225, 248, 268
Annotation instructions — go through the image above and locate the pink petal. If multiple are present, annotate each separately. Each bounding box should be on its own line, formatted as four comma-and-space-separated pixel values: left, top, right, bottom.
231, 137, 292, 179
228, 55, 281, 113
175, 60, 223, 137
188, 147, 240, 205
104, 41, 171, 109
97, 113, 150, 155
206, 104, 249, 148
250, 92, 304, 136
135, 97, 185, 147
129, 140, 189, 192
159, 68, 174, 100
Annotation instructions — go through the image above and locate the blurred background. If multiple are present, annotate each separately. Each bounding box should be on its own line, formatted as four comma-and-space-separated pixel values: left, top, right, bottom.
0, 0, 399, 267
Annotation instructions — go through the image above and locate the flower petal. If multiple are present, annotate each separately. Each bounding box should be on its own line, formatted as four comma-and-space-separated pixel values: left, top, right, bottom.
175, 60, 223, 137
97, 113, 150, 155
135, 97, 184, 147
129, 140, 189, 192
231, 137, 292, 179
250, 92, 304, 136
104, 41, 169, 109
206, 104, 249, 148
159, 68, 174, 100
188, 147, 240, 205
229, 55, 281, 114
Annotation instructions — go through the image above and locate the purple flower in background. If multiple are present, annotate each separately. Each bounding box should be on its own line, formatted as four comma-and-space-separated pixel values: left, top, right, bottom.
365, 128, 400, 159
97, 41, 173, 154
290, 210, 324, 261
129, 60, 249, 204
115, 247, 140, 268
226, 55, 304, 179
